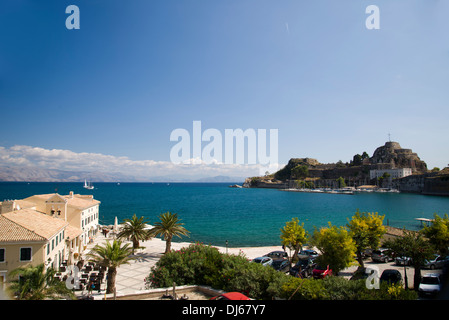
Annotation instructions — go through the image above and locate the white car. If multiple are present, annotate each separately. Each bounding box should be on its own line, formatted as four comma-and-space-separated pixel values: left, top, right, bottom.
251, 256, 273, 266
418, 273, 442, 297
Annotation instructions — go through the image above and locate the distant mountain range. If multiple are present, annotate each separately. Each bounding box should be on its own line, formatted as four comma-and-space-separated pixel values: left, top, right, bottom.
0, 166, 244, 183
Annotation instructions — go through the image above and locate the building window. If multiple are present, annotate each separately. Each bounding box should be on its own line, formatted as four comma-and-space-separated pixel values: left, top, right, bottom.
0, 248, 5, 262
20, 247, 32, 261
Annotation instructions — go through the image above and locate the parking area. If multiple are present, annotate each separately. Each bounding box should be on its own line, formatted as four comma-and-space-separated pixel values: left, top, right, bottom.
341, 259, 443, 289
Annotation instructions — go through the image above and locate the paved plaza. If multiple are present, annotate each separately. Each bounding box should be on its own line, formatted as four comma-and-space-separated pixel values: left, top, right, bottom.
78, 232, 280, 299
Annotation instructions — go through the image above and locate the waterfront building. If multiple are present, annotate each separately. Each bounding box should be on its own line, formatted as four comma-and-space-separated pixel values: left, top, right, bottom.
0, 191, 99, 282
369, 168, 412, 180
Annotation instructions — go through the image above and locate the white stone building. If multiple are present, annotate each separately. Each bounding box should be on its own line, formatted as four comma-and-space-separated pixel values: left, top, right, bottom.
369, 168, 412, 180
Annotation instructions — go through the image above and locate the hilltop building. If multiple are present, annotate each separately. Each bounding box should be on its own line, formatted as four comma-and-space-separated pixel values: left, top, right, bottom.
369, 141, 427, 173
0, 191, 100, 283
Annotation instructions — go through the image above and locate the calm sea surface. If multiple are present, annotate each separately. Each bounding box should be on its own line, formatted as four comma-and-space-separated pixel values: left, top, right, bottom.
1, 182, 449, 247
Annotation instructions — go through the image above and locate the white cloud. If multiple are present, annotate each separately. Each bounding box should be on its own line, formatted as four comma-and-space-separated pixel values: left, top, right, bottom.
0, 145, 282, 180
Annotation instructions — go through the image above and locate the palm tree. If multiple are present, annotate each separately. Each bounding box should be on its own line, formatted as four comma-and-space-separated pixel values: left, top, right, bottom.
149, 212, 190, 254
117, 214, 151, 254
8, 263, 75, 300
86, 240, 134, 297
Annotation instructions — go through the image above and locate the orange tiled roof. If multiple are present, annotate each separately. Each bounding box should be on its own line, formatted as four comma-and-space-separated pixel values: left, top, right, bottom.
0, 208, 68, 242
25, 193, 100, 209
0, 215, 46, 242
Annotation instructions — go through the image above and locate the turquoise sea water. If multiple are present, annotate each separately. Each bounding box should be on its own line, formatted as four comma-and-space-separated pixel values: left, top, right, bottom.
1, 182, 449, 247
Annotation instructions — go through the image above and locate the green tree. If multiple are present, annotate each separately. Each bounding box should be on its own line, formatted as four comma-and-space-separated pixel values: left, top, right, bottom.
117, 214, 151, 254
87, 240, 134, 296
352, 154, 362, 166
149, 212, 190, 254
383, 230, 435, 290
8, 264, 75, 300
280, 217, 309, 263
311, 223, 356, 274
347, 210, 386, 269
336, 176, 346, 188
421, 214, 449, 255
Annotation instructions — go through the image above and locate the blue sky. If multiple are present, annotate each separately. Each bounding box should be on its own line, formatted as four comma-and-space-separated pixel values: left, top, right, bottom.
0, 1, 448, 179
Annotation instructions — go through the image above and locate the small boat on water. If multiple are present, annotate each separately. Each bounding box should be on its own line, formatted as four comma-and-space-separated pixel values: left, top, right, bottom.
83, 179, 94, 190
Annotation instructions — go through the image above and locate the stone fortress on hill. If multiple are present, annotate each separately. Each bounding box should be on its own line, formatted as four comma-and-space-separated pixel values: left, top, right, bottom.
245, 141, 449, 196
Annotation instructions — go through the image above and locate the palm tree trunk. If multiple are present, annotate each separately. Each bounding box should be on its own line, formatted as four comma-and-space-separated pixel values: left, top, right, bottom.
106, 268, 117, 294
132, 237, 139, 254
165, 235, 172, 254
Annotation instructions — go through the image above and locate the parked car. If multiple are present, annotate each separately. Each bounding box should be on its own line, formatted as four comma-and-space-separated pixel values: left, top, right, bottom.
418, 273, 442, 297
289, 259, 316, 278
251, 256, 273, 266
298, 249, 319, 260
210, 292, 251, 300
372, 248, 394, 263
423, 255, 449, 270
271, 259, 291, 273
380, 269, 402, 285
312, 265, 332, 279
361, 248, 373, 259
264, 251, 288, 260
395, 256, 412, 266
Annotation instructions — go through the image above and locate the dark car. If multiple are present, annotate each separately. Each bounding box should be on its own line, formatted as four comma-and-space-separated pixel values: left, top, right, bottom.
271, 259, 291, 273
264, 251, 288, 260
298, 249, 319, 260
361, 248, 373, 259
372, 248, 394, 263
289, 259, 316, 278
395, 256, 412, 266
380, 269, 402, 285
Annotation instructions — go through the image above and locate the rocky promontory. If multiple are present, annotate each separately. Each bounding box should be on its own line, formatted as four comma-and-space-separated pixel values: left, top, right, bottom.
244, 141, 449, 196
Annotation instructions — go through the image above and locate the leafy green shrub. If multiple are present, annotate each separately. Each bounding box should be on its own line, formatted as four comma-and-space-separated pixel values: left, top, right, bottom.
146, 243, 246, 286
280, 276, 418, 300
221, 261, 288, 300
145, 242, 288, 299
358, 282, 418, 300
322, 276, 366, 300
280, 277, 328, 300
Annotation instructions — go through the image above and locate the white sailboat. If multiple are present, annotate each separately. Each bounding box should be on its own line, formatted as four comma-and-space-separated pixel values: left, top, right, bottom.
83, 179, 94, 190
